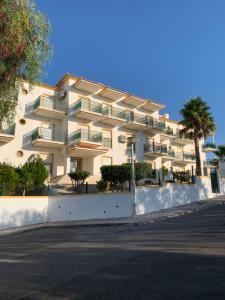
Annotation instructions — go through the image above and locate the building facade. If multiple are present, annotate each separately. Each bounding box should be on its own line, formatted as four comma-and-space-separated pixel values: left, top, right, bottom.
0, 74, 207, 184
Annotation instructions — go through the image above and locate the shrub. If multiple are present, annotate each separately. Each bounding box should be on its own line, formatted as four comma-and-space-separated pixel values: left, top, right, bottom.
96, 180, 110, 193
0, 163, 19, 195
17, 157, 48, 194
100, 162, 153, 190
162, 166, 169, 179
173, 170, 191, 184
100, 165, 130, 190
68, 171, 90, 192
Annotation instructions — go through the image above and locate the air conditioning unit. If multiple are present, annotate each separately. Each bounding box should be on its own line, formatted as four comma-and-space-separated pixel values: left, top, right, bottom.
118, 135, 127, 143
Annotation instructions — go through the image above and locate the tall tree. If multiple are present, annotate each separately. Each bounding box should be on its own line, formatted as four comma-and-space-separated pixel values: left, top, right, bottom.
0, 0, 52, 129
180, 97, 216, 176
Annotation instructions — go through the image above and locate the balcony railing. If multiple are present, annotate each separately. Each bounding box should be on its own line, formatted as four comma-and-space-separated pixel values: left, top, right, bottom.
34, 95, 67, 112
168, 150, 175, 158
32, 127, 64, 143
183, 153, 195, 161
164, 127, 174, 136
202, 143, 217, 150
126, 112, 147, 125
2, 124, 15, 135
147, 117, 166, 131
103, 106, 126, 120
176, 132, 192, 141
175, 152, 195, 161
144, 142, 167, 155
74, 98, 103, 114
69, 129, 112, 148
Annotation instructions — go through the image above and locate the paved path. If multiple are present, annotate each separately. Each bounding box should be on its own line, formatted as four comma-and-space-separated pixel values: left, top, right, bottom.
1, 197, 225, 299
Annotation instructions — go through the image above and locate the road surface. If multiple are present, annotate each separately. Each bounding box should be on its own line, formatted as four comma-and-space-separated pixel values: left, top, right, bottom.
1, 203, 225, 299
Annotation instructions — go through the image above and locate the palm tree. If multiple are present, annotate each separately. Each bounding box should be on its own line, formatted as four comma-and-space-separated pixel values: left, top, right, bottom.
180, 97, 216, 176
214, 145, 225, 161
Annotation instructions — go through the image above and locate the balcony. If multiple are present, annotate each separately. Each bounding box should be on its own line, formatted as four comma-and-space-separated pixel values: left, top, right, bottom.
202, 143, 217, 153
145, 117, 166, 134
124, 112, 147, 130
101, 106, 127, 126
162, 150, 176, 161
0, 124, 15, 143
73, 98, 104, 122
173, 152, 195, 165
33, 95, 67, 119
160, 127, 175, 141
173, 132, 193, 145
144, 142, 167, 158
31, 127, 65, 149
67, 129, 111, 157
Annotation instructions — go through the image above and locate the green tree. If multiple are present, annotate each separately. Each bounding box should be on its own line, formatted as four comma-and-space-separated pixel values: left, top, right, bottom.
17, 156, 48, 194
180, 97, 216, 176
0, 0, 52, 127
68, 171, 90, 192
214, 145, 225, 161
0, 163, 19, 195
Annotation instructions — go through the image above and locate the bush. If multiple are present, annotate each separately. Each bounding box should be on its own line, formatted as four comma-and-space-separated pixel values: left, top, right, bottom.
173, 170, 191, 183
68, 171, 90, 192
100, 162, 153, 190
17, 157, 48, 194
0, 163, 19, 195
96, 180, 110, 193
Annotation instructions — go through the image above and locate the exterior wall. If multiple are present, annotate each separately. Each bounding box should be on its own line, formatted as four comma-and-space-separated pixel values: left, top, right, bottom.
0, 83, 65, 177
0, 75, 205, 183
1, 177, 225, 231
48, 193, 132, 222
135, 177, 215, 215
0, 196, 48, 230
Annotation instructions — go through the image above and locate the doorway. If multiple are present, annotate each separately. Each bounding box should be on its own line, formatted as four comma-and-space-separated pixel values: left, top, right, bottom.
70, 158, 82, 172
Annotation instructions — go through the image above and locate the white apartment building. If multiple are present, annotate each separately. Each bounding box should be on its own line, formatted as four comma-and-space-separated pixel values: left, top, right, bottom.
0, 74, 207, 184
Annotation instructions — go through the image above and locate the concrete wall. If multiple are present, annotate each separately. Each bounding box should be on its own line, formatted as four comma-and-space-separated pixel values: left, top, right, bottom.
135, 177, 215, 215
48, 193, 132, 222
0, 197, 48, 230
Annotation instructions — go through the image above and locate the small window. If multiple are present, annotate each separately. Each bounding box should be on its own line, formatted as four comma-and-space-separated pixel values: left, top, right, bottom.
19, 119, 26, 125
17, 150, 24, 157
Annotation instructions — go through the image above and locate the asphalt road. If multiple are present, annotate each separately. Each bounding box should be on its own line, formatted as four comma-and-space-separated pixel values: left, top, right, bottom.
1, 204, 225, 300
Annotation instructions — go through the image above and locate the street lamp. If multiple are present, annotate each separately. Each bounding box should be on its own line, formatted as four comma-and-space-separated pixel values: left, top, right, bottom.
127, 136, 136, 218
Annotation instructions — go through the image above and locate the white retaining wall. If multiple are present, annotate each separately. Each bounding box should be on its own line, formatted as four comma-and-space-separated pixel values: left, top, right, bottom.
1, 177, 225, 231
135, 177, 216, 215
48, 193, 132, 222
0, 197, 48, 230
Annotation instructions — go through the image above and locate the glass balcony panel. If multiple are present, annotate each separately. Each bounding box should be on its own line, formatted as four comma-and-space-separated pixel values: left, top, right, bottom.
34, 95, 66, 112
32, 127, 64, 143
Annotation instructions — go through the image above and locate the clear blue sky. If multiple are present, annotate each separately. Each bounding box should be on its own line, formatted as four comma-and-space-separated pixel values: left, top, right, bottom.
36, 0, 225, 144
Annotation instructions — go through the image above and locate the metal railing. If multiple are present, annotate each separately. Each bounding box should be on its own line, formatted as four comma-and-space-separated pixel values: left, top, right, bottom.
74, 98, 103, 114
34, 95, 67, 112
103, 106, 126, 120
164, 127, 174, 136
144, 142, 167, 154
176, 132, 192, 141
68, 129, 112, 148
168, 150, 175, 158
69, 129, 102, 143
147, 117, 166, 131
202, 143, 217, 150
126, 112, 147, 125
32, 127, 64, 142
2, 124, 15, 135
175, 152, 195, 161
